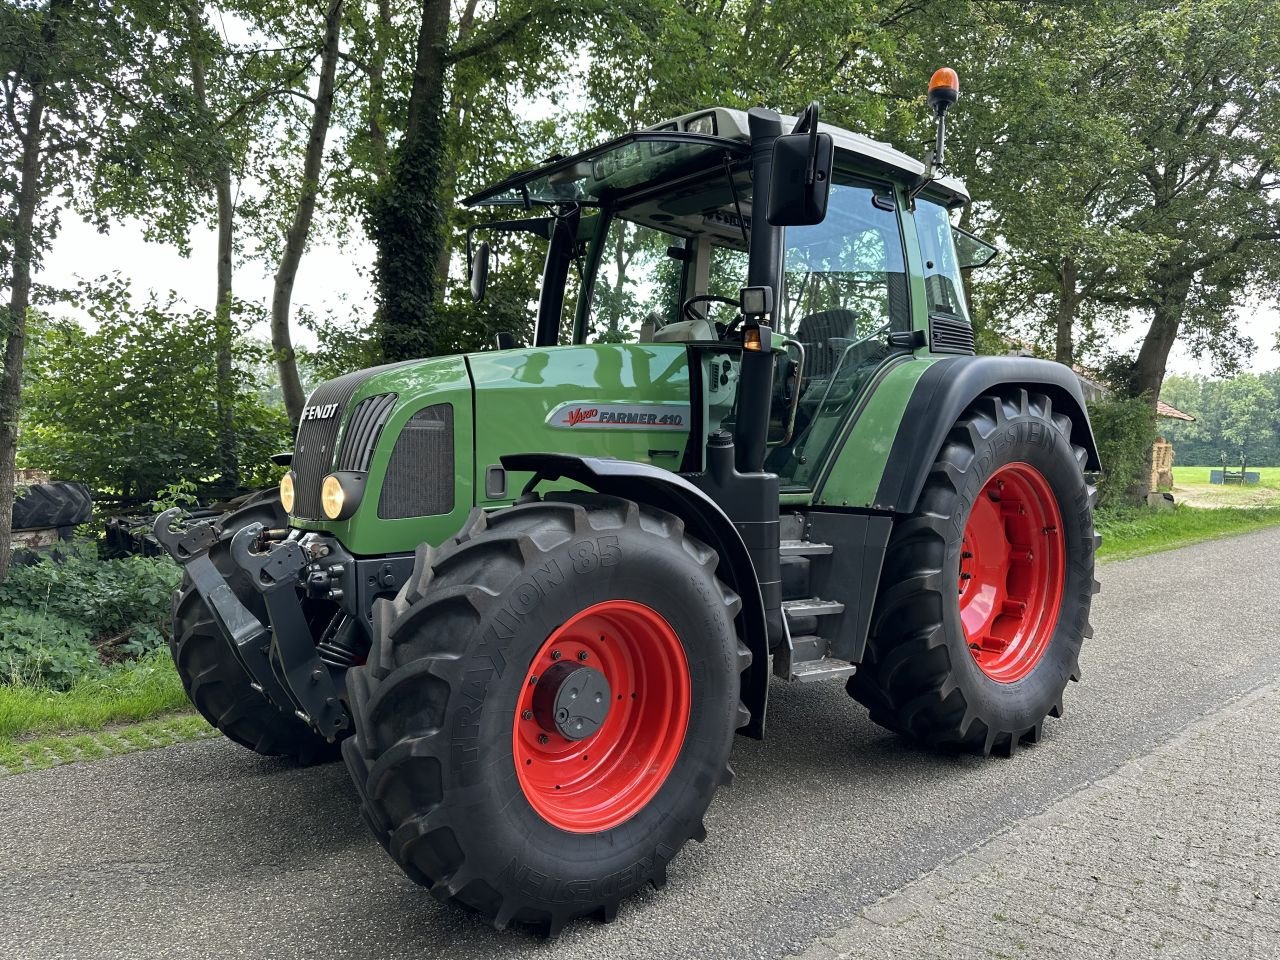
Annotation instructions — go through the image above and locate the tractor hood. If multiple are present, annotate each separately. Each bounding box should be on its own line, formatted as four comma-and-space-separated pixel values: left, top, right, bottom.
286, 343, 696, 556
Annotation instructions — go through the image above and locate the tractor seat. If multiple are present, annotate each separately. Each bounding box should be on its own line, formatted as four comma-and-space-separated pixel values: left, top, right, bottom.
794, 308, 865, 380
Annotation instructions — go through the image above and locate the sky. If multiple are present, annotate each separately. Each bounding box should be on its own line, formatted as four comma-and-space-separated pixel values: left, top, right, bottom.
38, 210, 1280, 379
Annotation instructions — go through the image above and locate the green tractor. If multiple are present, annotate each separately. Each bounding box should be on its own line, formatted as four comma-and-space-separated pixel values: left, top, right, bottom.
155, 70, 1099, 936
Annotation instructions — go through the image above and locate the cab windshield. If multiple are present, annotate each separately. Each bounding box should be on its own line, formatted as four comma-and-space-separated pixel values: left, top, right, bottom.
465, 133, 747, 207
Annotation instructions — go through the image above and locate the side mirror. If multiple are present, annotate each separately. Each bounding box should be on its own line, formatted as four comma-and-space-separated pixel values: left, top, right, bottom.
470, 241, 490, 303
767, 131, 833, 226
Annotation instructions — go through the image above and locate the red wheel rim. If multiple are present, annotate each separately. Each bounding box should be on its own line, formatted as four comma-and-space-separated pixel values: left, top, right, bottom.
513, 600, 690, 833
959, 462, 1066, 683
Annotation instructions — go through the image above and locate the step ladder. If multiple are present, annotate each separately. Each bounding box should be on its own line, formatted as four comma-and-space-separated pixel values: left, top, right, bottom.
778, 537, 857, 682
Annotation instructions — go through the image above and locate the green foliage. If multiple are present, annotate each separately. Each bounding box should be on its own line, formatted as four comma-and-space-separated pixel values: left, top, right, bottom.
0, 608, 100, 689
150, 478, 200, 514
18, 277, 290, 501
0, 648, 190, 744
1160, 372, 1280, 466
1088, 395, 1157, 508
0, 549, 182, 687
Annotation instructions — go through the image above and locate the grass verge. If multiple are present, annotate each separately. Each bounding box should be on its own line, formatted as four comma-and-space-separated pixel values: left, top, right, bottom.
0, 715, 216, 774
1096, 504, 1280, 562
0, 650, 212, 775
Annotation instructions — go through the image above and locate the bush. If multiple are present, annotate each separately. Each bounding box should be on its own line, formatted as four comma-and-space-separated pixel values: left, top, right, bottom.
1088, 394, 1156, 509
0, 608, 101, 689
0, 549, 182, 687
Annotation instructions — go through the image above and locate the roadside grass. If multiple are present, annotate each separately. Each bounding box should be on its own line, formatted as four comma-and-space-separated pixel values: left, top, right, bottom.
0, 650, 211, 774
1096, 503, 1280, 562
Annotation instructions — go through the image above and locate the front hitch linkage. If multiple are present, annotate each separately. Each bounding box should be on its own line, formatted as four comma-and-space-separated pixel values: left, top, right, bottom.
230, 523, 351, 739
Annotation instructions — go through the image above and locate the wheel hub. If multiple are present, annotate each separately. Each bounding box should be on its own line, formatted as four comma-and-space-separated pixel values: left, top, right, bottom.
513, 600, 691, 834
532, 661, 612, 741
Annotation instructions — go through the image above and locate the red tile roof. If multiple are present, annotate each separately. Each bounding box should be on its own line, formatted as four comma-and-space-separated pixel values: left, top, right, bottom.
1156, 399, 1195, 421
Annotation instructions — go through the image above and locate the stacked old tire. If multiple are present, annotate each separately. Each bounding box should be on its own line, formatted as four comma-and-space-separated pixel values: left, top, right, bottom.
9, 481, 94, 563
11, 481, 93, 530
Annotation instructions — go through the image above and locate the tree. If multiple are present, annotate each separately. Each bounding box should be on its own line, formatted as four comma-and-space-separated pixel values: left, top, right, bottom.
0, 0, 166, 581
1097, 2, 1279, 405
19, 278, 289, 502
1221, 374, 1276, 467
268, 0, 344, 425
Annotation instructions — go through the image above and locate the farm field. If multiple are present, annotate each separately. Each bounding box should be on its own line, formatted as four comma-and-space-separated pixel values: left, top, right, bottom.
1168, 464, 1280, 507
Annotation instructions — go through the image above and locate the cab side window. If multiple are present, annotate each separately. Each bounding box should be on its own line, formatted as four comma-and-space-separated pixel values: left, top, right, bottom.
914, 199, 970, 321
782, 180, 909, 343
586, 218, 683, 342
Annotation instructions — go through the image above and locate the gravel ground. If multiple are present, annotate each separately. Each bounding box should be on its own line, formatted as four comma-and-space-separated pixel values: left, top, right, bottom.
2, 527, 1278, 960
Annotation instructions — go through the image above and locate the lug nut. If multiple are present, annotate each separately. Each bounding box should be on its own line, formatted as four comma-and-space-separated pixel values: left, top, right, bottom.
537, 734, 549, 745
529, 675, 538, 685
521, 710, 533, 721
551, 649, 562, 661
578, 651, 589, 661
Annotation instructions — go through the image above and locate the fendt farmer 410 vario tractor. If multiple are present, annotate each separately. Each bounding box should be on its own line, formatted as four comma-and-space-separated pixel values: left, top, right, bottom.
156, 70, 1100, 935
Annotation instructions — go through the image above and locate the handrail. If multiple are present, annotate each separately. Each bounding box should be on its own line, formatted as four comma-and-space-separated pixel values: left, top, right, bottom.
768, 338, 806, 449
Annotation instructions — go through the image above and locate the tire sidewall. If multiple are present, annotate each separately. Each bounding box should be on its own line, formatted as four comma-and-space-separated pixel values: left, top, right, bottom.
439, 521, 739, 901
942, 408, 1093, 726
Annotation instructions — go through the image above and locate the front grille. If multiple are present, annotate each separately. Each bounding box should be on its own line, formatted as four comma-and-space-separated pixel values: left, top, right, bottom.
337, 393, 397, 472
929, 314, 976, 355
291, 363, 410, 519
378, 404, 454, 519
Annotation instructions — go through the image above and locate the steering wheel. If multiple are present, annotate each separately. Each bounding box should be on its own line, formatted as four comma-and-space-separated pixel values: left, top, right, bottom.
682, 294, 739, 324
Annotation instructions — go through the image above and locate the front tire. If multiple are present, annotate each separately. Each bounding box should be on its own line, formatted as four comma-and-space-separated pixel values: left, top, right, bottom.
849, 389, 1099, 755
170, 491, 336, 763
343, 493, 750, 936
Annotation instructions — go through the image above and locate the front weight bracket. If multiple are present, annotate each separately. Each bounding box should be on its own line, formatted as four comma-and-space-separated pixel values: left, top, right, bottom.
230, 524, 351, 739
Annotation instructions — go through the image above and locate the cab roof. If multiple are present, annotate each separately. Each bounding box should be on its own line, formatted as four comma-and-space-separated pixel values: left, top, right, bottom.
462, 106, 969, 208
656, 107, 969, 204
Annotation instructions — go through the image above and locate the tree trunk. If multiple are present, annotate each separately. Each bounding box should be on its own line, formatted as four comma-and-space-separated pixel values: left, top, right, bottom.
1054, 255, 1078, 367
1130, 270, 1192, 404
272, 0, 343, 426
366, 0, 391, 180
0, 74, 49, 583
188, 2, 238, 492
213, 169, 237, 492
374, 0, 450, 362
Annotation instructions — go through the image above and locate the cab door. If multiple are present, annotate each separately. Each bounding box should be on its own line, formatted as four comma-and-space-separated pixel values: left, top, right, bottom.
764, 175, 912, 490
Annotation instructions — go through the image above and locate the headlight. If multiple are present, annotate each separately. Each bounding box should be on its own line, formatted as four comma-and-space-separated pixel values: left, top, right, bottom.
320, 472, 364, 521
321, 474, 345, 520
279, 472, 295, 514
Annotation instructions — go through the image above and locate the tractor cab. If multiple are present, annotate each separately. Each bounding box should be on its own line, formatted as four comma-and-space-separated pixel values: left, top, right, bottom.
463, 106, 994, 491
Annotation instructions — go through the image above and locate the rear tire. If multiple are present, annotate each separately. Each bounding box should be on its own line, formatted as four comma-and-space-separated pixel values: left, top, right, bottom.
343, 493, 750, 936
170, 491, 336, 763
848, 389, 1100, 756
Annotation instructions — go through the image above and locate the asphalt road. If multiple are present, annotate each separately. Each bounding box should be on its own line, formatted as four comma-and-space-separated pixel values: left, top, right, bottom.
4, 527, 1280, 960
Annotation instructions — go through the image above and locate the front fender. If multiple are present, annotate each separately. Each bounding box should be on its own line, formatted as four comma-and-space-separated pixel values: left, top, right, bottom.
502, 453, 770, 739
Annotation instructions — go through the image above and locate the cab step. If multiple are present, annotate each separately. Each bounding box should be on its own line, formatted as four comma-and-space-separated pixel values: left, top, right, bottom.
779, 539, 834, 558
782, 597, 845, 619
789, 658, 858, 682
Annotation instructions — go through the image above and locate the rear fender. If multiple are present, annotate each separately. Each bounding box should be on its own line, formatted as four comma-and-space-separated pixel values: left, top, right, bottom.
873, 355, 1101, 514
502, 453, 770, 739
